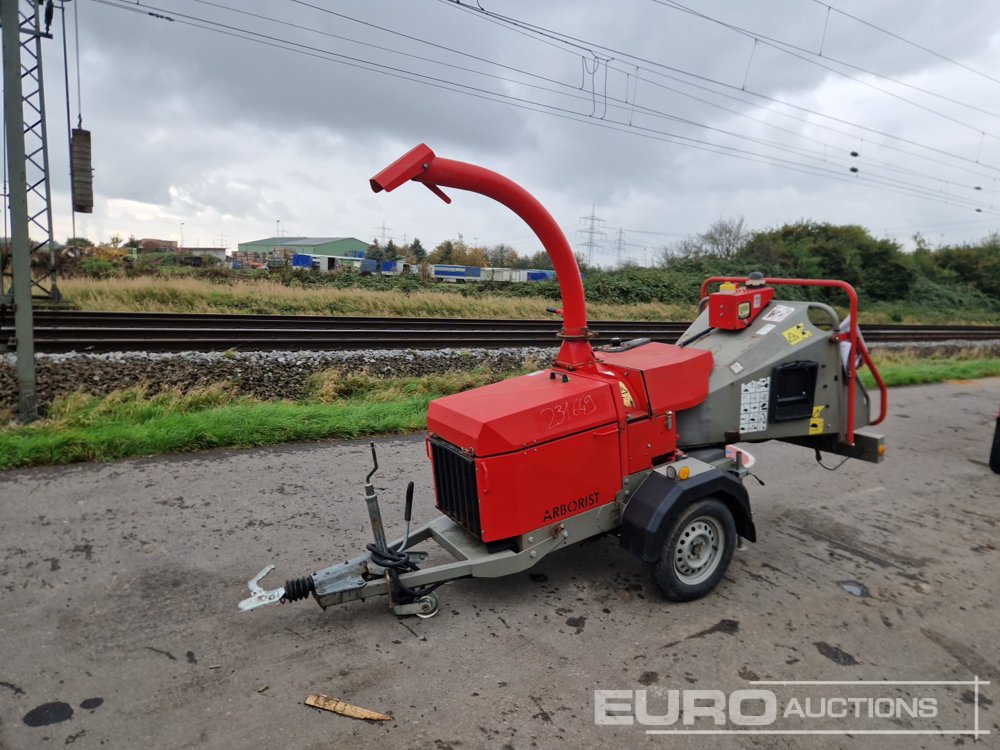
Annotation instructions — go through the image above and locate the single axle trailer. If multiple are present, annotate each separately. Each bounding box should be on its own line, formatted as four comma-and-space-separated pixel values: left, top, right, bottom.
239, 144, 887, 619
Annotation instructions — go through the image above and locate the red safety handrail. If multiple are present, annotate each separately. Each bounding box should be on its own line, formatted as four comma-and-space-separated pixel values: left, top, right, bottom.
371, 144, 594, 369
701, 276, 888, 444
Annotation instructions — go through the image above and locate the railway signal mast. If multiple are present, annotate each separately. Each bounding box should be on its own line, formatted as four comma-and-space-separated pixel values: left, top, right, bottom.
2, 0, 81, 421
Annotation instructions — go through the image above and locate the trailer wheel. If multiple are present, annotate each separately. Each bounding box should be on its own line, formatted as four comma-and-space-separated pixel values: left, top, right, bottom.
414, 592, 440, 619
648, 497, 736, 602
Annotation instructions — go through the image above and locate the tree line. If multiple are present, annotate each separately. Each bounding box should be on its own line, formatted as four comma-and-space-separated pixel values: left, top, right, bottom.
366, 218, 998, 309
22, 217, 998, 315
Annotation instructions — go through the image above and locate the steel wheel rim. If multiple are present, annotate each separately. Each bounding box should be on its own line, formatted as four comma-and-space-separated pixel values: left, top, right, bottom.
673, 515, 724, 585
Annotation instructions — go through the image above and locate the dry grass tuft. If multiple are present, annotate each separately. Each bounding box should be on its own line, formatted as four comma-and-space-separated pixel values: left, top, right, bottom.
57, 276, 696, 321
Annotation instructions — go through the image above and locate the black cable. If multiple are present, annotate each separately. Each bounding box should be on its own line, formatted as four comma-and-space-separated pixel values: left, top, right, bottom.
444, 0, 1000, 198
275, 0, 928, 188
652, 0, 1000, 127
812, 0, 1000, 87
205, 0, 910, 184
677, 327, 713, 347
440, 0, 1000, 179
814, 448, 852, 471
59, 2, 78, 246
364, 542, 416, 572
364, 542, 443, 600
448, 0, 960, 180
91, 0, 1000, 214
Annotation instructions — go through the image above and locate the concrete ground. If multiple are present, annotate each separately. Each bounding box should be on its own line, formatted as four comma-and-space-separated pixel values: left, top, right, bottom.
0, 378, 997, 750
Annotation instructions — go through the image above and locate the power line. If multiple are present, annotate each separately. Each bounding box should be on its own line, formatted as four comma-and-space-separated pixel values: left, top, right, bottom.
180, 0, 1000, 204
651, 0, 1000, 127
577, 207, 606, 265
90, 0, 999, 214
202, 0, 993, 198
441, 0, 1000, 178
811, 0, 1000, 87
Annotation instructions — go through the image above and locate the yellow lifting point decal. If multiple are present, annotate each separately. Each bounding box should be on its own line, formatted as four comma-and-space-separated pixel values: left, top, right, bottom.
782, 323, 813, 346
618, 381, 635, 408
809, 405, 826, 435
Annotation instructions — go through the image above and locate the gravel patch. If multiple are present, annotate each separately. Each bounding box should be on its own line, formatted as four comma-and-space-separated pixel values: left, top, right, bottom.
3, 339, 998, 413
0, 347, 558, 412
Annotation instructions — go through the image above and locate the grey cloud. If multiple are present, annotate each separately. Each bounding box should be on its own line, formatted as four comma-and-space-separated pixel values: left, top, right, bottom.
32, 0, 1000, 259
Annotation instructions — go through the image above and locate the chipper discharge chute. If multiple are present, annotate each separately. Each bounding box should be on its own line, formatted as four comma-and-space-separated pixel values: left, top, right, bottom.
239, 144, 888, 618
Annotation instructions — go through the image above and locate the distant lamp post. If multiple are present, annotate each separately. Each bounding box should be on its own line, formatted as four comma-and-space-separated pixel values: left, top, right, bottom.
276, 219, 281, 238
180, 222, 185, 248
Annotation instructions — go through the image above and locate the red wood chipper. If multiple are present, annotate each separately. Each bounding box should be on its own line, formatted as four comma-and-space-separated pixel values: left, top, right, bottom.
239, 144, 888, 618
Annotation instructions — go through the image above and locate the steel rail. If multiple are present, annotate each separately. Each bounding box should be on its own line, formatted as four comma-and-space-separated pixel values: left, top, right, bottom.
2, 310, 999, 353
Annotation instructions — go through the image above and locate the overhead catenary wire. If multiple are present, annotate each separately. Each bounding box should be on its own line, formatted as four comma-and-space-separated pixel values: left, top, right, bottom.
89, 0, 999, 214
87, 0, 1000, 220
277, 0, 992, 193
273, 2, 1000, 206
191, 0, 1000, 200
811, 0, 1000, 87
59, 0, 78, 244
651, 0, 1000, 126
73, 0, 82, 126
440, 0, 1000, 180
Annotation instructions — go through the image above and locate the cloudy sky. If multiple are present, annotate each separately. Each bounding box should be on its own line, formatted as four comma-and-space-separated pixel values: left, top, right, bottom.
20, 0, 1000, 264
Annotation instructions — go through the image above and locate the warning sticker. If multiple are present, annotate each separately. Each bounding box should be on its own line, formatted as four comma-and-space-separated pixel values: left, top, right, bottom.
729, 361, 745, 374
618, 381, 635, 408
762, 304, 795, 323
754, 323, 775, 336
782, 323, 813, 346
809, 405, 826, 435
739, 376, 770, 434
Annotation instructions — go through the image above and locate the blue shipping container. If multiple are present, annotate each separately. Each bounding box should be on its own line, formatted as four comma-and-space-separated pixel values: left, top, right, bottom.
527, 270, 556, 281
433, 264, 468, 278
291, 254, 313, 268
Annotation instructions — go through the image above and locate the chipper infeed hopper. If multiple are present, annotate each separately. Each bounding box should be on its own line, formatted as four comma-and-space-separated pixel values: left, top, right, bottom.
239, 144, 888, 618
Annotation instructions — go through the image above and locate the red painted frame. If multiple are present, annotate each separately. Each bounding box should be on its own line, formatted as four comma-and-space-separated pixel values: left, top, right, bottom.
701, 276, 888, 444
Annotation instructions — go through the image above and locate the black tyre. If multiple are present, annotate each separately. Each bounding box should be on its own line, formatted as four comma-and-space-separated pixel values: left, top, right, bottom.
648, 497, 737, 602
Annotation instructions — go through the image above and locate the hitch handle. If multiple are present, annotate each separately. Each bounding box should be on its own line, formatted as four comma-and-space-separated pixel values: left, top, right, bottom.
366, 441, 379, 483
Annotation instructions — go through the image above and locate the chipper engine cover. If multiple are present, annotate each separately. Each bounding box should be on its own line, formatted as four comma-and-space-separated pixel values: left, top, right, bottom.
426, 343, 714, 542
238, 145, 888, 619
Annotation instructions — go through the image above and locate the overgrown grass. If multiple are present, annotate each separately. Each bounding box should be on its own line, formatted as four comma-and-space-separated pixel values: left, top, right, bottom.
57, 274, 1000, 324
57, 276, 696, 321
860, 350, 1000, 388
0, 369, 519, 471
2, 355, 998, 471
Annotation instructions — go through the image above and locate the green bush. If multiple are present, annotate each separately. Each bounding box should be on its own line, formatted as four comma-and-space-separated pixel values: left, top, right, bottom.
78, 258, 118, 278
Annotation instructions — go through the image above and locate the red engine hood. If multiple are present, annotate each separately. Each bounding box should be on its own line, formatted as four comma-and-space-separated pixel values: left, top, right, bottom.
427, 370, 619, 457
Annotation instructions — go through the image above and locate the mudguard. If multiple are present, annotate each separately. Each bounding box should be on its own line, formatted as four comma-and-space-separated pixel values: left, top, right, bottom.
619, 468, 756, 563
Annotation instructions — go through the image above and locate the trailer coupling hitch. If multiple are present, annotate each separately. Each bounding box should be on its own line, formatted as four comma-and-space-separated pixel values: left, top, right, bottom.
238, 564, 286, 612
238, 443, 437, 616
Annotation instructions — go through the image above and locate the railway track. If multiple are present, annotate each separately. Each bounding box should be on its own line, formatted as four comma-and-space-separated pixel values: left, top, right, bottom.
2, 310, 999, 353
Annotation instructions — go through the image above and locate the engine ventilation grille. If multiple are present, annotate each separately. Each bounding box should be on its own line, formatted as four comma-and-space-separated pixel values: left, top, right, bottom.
430, 438, 481, 538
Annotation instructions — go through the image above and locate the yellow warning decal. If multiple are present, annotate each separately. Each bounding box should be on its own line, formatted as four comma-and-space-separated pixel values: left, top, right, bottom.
809, 405, 826, 435
618, 381, 635, 408
782, 323, 813, 346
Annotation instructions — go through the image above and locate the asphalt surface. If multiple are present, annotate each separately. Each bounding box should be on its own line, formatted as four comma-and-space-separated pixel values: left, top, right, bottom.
0, 378, 997, 749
